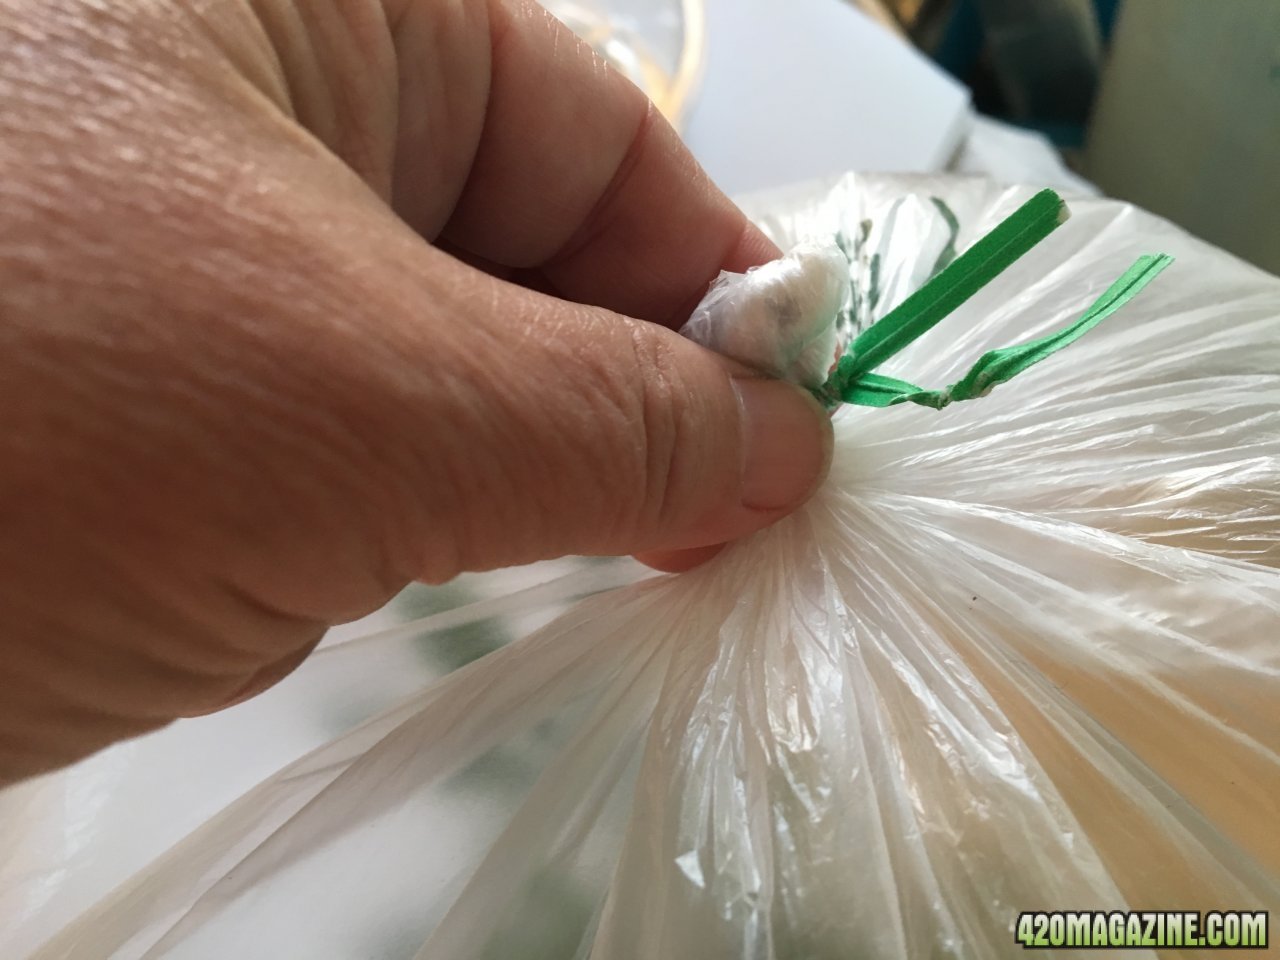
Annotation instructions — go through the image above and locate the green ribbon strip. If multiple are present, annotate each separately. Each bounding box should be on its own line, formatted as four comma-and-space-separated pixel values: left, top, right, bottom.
816, 188, 1174, 411
840, 254, 1175, 409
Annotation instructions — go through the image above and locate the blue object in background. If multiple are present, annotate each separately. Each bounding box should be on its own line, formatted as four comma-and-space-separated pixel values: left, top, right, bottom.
932, 0, 984, 81
921, 0, 1115, 149
1094, 0, 1121, 42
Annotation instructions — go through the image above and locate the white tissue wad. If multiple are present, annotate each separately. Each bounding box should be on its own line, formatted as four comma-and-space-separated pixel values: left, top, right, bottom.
18, 174, 1280, 959
679, 239, 850, 388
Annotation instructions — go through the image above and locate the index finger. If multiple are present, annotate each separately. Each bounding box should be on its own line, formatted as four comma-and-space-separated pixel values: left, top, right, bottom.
425, 0, 780, 326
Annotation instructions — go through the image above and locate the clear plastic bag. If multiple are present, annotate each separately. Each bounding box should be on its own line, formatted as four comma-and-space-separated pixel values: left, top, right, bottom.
21, 175, 1280, 958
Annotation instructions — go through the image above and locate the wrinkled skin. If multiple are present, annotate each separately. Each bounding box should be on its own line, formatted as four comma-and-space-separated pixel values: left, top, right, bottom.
0, 0, 830, 783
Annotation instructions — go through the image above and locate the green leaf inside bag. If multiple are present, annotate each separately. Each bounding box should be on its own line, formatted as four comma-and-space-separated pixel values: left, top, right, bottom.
816, 189, 1174, 411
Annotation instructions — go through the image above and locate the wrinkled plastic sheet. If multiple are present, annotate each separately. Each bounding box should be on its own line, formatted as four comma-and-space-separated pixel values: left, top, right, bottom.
11, 174, 1280, 959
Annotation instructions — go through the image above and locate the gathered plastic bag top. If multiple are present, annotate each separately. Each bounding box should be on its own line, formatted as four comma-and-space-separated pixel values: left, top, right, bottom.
19, 174, 1280, 959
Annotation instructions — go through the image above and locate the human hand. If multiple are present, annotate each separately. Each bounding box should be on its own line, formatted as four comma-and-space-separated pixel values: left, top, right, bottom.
0, 0, 832, 782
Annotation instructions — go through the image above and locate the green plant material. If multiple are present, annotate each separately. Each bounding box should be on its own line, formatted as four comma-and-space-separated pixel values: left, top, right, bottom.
394, 581, 511, 673
842, 189, 1069, 382
867, 251, 882, 315
478, 869, 597, 960
838, 254, 1174, 409
834, 196, 959, 347
816, 189, 1173, 411
928, 196, 961, 276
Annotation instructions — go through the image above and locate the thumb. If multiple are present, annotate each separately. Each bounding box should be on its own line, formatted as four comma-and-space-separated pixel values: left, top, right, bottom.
399, 267, 834, 581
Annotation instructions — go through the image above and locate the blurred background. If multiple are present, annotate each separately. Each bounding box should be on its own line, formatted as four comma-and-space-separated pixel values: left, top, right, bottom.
550, 0, 1280, 274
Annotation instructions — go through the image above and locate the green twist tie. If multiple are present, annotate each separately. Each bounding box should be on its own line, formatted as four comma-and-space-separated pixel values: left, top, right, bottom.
816, 188, 1174, 411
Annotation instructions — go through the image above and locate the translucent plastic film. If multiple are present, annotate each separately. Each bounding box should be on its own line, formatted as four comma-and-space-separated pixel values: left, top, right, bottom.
19, 175, 1280, 959
680, 239, 850, 388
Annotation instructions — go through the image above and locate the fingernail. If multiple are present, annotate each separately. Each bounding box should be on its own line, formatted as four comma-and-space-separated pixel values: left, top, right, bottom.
733, 378, 833, 510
